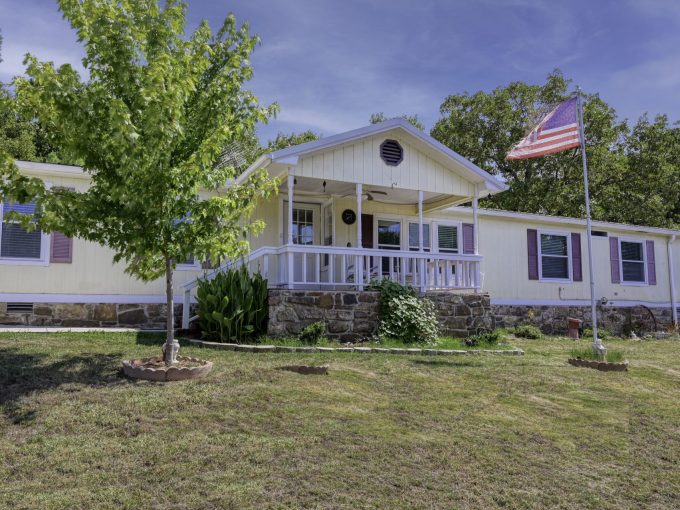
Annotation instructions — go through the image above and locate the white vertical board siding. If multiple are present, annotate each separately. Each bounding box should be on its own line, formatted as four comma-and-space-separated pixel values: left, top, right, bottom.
295, 133, 477, 196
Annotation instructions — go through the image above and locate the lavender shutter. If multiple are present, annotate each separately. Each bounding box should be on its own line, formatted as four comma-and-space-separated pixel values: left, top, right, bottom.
646, 240, 656, 285
50, 233, 73, 263
609, 236, 620, 284
462, 223, 474, 254
527, 229, 539, 280
571, 233, 582, 281
50, 186, 74, 263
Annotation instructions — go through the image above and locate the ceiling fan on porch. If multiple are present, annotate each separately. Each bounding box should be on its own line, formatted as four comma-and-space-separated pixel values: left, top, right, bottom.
341, 189, 388, 201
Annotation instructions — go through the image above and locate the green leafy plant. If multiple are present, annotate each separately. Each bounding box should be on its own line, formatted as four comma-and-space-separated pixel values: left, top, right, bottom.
464, 330, 501, 347
368, 279, 417, 318
378, 295, 439, 345
197, 266, 268, 343
514, 325, 543, 339
570, 347, 625, 363
298, 321, 326, 345
583, 328, 615, 340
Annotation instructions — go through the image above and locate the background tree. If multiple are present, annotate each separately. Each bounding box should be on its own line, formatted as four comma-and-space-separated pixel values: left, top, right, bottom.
370, 112, 424, 131
0, 0, 278, 364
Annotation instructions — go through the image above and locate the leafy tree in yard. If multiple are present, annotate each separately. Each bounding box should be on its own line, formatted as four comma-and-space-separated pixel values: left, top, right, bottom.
431, 70, 634, 221
370, 112, 425, 131
0, 0, 278, 364
431, 70, 680, 229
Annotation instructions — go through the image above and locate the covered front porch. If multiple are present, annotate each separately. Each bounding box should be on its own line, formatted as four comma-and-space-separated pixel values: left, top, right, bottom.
261, 172, 484, 292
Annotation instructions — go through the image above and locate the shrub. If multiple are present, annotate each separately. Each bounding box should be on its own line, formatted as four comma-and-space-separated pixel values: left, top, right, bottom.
196, 266, 268, 343
378, 295, 439, 344
368, 279, 417, 318
464, 330, 501, 347
299, 321, 325, 345
514, 325, 543, 339
583, 328, 614, 339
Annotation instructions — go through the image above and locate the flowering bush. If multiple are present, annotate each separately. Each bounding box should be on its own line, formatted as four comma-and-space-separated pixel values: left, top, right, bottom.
378, 294, 439, 344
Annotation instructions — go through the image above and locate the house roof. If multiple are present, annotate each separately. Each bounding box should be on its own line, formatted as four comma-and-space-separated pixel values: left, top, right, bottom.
236, 118, 508, 193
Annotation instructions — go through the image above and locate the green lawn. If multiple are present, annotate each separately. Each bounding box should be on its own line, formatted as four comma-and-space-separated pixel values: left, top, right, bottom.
1, 332, 679, 509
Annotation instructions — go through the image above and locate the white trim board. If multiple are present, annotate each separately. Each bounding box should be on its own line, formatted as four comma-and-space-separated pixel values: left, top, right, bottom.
491, 298, 672, 308
0, 293, 196, 304
451, 206, 680, 237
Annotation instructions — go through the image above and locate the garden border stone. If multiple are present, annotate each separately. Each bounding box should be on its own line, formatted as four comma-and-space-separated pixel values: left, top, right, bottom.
188, 339, 524, 356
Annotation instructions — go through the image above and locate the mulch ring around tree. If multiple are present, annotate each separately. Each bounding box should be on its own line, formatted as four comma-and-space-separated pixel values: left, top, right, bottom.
122, 355, 213, 382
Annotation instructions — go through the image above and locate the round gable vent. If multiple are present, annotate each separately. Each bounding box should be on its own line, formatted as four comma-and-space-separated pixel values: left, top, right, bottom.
380, 139, 403, 166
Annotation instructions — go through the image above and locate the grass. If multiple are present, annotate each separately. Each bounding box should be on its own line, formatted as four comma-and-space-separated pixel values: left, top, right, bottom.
252, 335, 512, 350
1, 332, 680, 509
570, 346, 627, 363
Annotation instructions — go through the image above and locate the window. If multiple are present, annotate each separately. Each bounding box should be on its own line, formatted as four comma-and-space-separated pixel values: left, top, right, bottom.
436, 224, 458, 253
408, 222, 430, 251
0, 201, 43, 260
539, 233, 570, 280
377, 219, 401, 250
292, 208, 314, 245
620, 240, 645, 283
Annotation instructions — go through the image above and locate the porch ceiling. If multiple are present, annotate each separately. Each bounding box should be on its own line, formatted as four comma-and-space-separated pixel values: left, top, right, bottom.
280, 176, 470, 207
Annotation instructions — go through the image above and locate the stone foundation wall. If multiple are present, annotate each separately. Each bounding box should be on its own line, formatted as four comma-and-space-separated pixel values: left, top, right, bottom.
492, 304, 674, 336
0, 302, 189, 329
267, 290, 494, 340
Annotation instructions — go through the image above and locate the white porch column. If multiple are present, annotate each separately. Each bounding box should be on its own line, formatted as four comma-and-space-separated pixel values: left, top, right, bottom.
356, 183, 363, 247
356, 183, 363, 290
287, 171, 295, 288
418, 190, 424, 252
472, 188, 480, 256
287, 172, 295, 245
418, 190, 426, 293
472, 186, 481, 293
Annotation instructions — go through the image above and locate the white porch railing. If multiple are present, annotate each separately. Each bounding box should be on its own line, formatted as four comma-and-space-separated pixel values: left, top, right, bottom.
181, 245, 482, 328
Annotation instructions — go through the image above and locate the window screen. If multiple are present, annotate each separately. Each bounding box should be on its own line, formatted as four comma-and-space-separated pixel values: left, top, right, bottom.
0, 201, 42, 259
437, 224, 458, 253
540, 233, 569, 279
621, 241, 645, 282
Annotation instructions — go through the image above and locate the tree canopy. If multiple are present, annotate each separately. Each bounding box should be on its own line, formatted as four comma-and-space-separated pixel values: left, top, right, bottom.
370, 112, 424, 131
0, 0, 278, 363
430, 70, 680, 229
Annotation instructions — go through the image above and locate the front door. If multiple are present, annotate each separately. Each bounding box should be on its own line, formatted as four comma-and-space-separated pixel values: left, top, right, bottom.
361, 214, 374, 248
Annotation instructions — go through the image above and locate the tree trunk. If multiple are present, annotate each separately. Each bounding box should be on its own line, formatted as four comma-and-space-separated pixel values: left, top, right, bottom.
163, 254, 179, 365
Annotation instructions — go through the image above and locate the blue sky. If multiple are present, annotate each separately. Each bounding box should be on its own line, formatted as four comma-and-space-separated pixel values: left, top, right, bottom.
1, 0, 679, 141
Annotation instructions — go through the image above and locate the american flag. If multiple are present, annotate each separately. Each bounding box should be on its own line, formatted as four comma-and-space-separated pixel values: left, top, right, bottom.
506, 97, 581, 160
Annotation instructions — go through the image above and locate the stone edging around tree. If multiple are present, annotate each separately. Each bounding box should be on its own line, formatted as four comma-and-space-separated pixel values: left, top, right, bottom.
188, 339, 524, 356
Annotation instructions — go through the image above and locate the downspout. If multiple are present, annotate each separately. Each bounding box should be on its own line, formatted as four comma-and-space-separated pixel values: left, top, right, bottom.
668, 235, 678, 328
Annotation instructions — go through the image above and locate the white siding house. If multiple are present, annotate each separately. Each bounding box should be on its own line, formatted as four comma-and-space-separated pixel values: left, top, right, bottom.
1, 119, 678, 331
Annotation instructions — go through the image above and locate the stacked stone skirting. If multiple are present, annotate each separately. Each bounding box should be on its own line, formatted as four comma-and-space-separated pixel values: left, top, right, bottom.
0, 302, 193, 329
492, 304, 674, 336
267, 290, 494, 340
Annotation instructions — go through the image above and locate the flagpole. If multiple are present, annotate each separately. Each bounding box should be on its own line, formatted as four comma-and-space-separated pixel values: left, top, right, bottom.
576, 86, 606, 356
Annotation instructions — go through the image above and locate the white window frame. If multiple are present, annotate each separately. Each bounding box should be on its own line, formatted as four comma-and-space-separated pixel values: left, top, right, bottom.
433, 221, 462, 254
176, 257, 201, 271
407, 221, 432, 252
375, 216, 403, 251
0, 200, 50, 266
537, 229, 572, 283
619, 237, 648, 286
